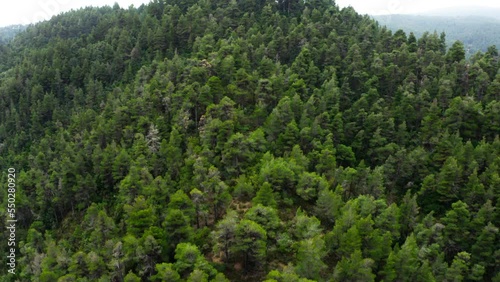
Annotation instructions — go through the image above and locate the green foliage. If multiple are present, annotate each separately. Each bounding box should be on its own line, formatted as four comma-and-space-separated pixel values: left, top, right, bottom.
258, 153, 299, 193
150, 263, 181, 282
265, 264, 316, 282
314, 186, 343, 226
174, 243, 216, 278
163, 209, 194, 254
233, 219, 268, 268
296, 172, 328, 201
0, 0, 499, 281
124, 196, 157, 237
292, 209, 322, 240
333, 250, 376, 282
244, 204, 281, 239
295, 236, 327, 280
252, 182, 278, 208
124, 271, 141, 282
212, 210, 239, 262
382, 234, 428, 281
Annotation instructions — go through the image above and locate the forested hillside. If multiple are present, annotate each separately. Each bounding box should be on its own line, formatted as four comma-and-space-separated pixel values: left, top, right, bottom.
0, 0, 499, 281
373, 14, 500, 56
0, 25, 27, 45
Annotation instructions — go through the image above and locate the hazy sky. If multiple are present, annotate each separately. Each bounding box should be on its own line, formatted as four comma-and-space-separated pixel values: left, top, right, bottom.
2, 0, 500, 27
0, 0, 151, 27
336, 0, 500, 15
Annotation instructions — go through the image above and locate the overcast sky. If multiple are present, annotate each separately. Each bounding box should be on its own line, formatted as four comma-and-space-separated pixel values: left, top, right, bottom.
2, 0, 500, 27
336, 0, 500, 15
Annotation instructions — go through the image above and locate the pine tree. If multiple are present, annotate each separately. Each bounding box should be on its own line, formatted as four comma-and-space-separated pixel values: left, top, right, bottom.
151, 263, 181, 282
233, 219, 267, 268
253, 182, 278, 208
124, 196, 157, 237
333, 250, 376, 282
295, 236, 327, 280
244, 204, 281, 239
212, 210, 239, 262
314, 187, 343, 227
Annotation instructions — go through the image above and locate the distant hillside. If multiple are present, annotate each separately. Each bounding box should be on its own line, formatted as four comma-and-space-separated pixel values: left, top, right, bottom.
373, 14, 500, 56
0, 24, 26, 44
423, 6, 500, 20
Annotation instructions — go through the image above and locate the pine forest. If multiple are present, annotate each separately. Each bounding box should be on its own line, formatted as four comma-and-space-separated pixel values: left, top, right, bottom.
0, 0, 499, 281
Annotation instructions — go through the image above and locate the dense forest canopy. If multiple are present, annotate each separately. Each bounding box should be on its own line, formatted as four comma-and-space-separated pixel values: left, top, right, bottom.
0, 0, 499, 281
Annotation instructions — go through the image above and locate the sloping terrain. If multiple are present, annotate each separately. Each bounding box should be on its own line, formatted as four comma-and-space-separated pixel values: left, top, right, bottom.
0, 1, 499, 281
0, 25, 26, 44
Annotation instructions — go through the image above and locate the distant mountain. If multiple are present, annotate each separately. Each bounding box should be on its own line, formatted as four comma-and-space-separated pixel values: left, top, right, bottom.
421, 6, 500, 20
0, 24, 26, 44
373, 14, 500, 56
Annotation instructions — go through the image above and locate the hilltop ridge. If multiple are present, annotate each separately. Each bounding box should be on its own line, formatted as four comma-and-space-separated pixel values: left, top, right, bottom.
373, 13, 500, 56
